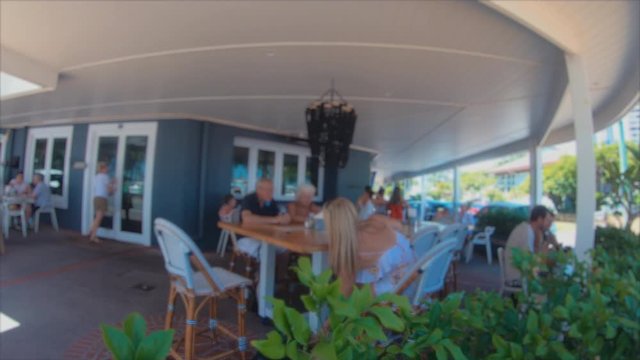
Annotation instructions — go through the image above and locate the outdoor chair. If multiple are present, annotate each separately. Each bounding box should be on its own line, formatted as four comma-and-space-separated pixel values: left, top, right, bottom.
497, 247, 524, 296
34, 205, 59, 233
216, 208, 240, 257
466, 226, 495, 264
394, 239, 457, 306
2, 202, 27, 238
411, 225, 440, 258
154, 218, 252, 360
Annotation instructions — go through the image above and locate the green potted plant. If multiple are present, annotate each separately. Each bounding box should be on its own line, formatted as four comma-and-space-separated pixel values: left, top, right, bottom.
101, 312, 174, 360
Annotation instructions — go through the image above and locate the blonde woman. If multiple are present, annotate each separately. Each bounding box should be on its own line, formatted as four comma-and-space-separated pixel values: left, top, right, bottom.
88, 162, 115, 243
324, 198, 415, 297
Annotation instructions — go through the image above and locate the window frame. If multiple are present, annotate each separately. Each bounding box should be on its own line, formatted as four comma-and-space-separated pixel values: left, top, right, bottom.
233, 137, 324, 201
0, 133, 6, 185
24, 126, 73, 209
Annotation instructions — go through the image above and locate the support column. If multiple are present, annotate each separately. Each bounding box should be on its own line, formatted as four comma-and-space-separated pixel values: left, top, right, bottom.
529, 144, 543, 207
452, 167, 461, 220
565, 54, 597, 261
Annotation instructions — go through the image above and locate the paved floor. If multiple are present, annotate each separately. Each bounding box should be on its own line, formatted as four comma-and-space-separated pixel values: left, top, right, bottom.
0, 227, 499, 360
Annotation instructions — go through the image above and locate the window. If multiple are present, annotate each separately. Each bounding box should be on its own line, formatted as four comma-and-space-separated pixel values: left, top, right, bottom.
232, 137, 323, 200
25, 126, 73, 208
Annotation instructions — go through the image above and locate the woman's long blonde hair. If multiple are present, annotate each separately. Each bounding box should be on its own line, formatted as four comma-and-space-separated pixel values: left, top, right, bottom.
324, 198, 359, 279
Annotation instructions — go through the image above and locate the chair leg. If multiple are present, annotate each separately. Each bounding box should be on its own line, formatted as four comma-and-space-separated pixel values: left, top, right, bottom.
51, 209, 59, 231
35, 211, 40, 233
220, 231, 229, 256
209, 296, 218, 342
3, 213, 9, 239
229, 251, 237, 271
486, 241, 493, 265
184, 295, 196, 360
237, 288, 247, 360
216, 231, 225, 256
20, 211, 27, 238
165, 284, 177, 330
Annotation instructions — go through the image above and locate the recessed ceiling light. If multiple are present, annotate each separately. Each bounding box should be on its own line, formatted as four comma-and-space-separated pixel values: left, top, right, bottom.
0, 71, 42, 100
266, 51, 276, 57
384, 91, 393, 97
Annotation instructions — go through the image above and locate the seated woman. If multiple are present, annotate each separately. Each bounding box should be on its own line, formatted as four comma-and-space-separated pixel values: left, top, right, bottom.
6, 172, 31, 196
218, 194, 237, 223
324, 198, 415, 297
287, 184, 321, 224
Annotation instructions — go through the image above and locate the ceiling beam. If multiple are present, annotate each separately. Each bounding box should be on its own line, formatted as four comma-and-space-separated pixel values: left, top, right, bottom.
481, 1, 581, 54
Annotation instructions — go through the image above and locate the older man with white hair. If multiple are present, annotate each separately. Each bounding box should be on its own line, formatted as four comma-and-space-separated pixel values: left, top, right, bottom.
287, 184, 321, 224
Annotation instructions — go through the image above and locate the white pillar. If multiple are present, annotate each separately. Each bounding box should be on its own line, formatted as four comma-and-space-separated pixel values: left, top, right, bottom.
529, 144, 543, 206
452, 167, 461, 220
565, 54, 597, 261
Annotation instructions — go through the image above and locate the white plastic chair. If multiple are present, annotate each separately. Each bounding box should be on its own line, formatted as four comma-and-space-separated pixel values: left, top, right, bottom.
411, 226, 439, 258
497, 247, 524, 296
34, 205, 59, 233
154, 218, 252, 360
466, 226, 495, 264
2, 201, 27, 238
394, 239, 457, 306
216, 208, 240, 257
437, 223, 460, 243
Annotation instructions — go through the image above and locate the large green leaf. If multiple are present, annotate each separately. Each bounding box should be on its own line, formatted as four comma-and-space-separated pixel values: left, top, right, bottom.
101, 324, 135, 360
311, 341, 337, 360
441, 339, 468, 360
369, 306, 404, 332
355, 316, 387, 342
123, 312, 147, 349
285, 308, 311, 345
252, 331, 286, 359
134, 329, 174, 360
301, 295, 318, 312
526, 311, 539, 334
351, 285, 374, 313
269, 297, 292, 338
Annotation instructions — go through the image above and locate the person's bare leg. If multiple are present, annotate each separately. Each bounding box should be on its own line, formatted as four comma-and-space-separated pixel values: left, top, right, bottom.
89, 210, 104, 242
24, 205, 33, 222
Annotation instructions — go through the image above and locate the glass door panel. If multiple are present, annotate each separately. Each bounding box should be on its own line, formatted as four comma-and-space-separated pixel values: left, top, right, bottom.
96, 136, 118, 230
32, 139, 47, 177
50, 138, 67, 196
121, 136, 148, 234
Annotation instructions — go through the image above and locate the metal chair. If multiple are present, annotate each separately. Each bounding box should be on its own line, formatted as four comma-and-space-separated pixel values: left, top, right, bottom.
466, 226, 495, 264
394, 239, 457, 306
411, 226, 439, 258
34, 205, 59, 233
155, 218, 252, 360
497, 247, 524, 296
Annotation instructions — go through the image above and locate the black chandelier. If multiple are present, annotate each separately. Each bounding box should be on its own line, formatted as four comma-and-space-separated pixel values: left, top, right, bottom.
305, 84, 357, 169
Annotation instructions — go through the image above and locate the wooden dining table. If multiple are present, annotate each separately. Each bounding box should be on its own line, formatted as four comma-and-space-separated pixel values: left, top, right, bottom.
217, 219, 446, 330
217, 221, 330, 329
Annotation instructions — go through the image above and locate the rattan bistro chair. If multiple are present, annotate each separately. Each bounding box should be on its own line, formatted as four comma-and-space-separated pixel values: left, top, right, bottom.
154, 218, 252, 360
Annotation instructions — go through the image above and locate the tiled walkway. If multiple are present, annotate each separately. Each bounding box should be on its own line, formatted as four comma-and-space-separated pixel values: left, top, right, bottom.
0, 227, 499, 360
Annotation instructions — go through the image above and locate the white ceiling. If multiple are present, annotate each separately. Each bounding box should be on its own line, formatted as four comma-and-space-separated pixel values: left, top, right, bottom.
1, 1, 638, 178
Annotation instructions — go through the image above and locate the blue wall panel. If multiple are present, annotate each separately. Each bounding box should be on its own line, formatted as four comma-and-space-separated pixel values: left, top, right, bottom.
337, 150, 374, 203
151, 120, 204, 244
55, 124, 87, 230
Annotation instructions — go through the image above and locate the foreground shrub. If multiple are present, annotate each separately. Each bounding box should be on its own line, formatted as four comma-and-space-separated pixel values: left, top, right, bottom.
253, 228, 640, 359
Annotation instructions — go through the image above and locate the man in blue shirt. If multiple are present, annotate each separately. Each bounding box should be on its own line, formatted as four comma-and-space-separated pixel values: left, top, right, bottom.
27, 173, 52, 221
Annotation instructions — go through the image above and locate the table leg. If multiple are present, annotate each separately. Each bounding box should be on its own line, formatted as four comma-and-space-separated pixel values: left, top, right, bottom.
257, 242, 276, 319
309, 251, 329, 332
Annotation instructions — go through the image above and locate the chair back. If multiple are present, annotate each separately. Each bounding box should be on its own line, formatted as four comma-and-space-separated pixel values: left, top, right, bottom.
411, 239, 457, 304
484, 226, 496, 237
437, 224, 459, 243
154, 218, 221, 291
412, 226, 439, 257
395, 239, 457, 305
453, 224, 468, 252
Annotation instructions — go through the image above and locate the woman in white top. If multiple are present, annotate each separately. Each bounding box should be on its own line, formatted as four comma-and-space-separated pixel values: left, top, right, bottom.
7, 172, 31, 196
325, 198, 415, 297
88, 162, 115, 243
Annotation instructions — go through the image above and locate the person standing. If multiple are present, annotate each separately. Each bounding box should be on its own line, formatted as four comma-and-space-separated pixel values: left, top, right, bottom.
387, 186, 408, 221
88, 162, 115, 243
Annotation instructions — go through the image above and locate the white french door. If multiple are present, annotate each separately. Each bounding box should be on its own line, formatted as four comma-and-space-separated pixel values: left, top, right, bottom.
82, 122, 157, 246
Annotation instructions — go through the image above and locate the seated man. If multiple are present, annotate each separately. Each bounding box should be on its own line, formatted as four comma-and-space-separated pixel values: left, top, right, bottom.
236, 179, 290, 258
503, 205, 554, 286
27, 173, 52, 221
